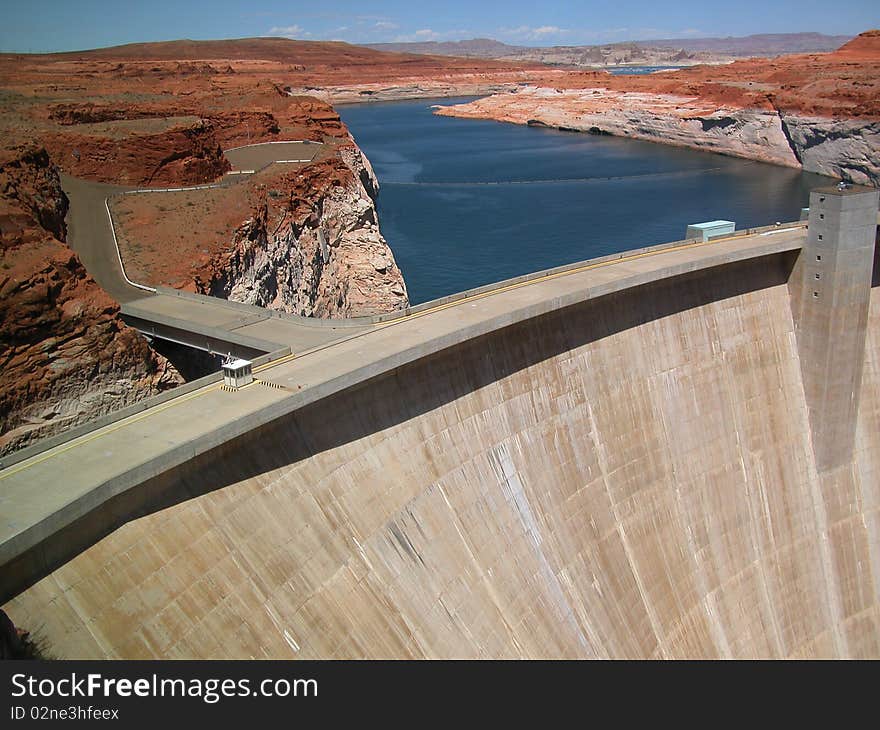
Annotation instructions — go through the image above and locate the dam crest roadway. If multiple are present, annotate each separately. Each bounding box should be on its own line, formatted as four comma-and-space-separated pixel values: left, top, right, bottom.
2, 138, 880, 658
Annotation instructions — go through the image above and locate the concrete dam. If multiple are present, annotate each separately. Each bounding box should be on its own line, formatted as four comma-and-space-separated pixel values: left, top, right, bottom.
2, 186, 880, 658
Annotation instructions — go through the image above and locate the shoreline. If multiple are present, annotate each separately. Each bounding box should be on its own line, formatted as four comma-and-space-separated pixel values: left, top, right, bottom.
431, 87, 879, 185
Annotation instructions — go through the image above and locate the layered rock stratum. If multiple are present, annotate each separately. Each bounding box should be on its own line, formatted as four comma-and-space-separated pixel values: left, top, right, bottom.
186, 145, 408, 317
0, 147, 181, 455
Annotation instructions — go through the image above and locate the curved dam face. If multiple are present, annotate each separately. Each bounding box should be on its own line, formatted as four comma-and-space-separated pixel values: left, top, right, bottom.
6, 249, 880, 658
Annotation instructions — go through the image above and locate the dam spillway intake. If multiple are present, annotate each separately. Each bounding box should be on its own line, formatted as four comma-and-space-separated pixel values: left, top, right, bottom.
2, 191, 880, 659
790, 185, 880, 472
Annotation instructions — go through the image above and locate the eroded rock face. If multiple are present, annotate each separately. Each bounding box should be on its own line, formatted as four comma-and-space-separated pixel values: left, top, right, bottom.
0, 146, 68, 240
0, 147, 181, 455
456, 86, 802, 166
42, 118, 230, 186
780, 115, 880, 185
192, 146, 408, 317
435, 86, 880, 184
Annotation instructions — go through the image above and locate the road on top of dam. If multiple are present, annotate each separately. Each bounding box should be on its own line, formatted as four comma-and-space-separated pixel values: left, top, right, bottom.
60, 141, 370, 355
0, 221, 809, 567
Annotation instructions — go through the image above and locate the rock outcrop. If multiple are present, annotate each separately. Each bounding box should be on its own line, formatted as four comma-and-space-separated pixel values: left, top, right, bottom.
0, 147, 181, 455
42, 118, 230, 186
192, 145, 408, 317
435, 86, 880, 185
437, 87, 803, 167
779, 115, 880, 185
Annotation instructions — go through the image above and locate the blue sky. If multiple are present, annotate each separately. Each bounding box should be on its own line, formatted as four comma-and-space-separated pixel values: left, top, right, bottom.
1, 0, 877, 53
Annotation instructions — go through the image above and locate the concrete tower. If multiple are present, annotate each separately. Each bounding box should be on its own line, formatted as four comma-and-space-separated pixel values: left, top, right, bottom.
791, 184, 880, 471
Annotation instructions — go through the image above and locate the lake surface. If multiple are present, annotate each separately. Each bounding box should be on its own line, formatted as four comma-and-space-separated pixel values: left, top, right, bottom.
607, 66, 685, 75
339, 98, 826, 305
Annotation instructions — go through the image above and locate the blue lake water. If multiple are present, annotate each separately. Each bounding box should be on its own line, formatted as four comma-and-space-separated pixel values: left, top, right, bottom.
607, 66, 685, 75
338, 98, 826, 305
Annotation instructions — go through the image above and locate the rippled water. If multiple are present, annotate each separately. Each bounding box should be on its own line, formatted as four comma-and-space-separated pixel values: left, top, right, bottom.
339, 97, 826, 305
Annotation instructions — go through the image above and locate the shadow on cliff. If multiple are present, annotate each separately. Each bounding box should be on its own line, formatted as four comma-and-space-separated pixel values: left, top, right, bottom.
872, 226, 880, 287
4, 251, 800, 601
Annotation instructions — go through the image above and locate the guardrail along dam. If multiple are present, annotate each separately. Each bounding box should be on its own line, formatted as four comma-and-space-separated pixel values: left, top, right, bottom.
2, 185, 880, 659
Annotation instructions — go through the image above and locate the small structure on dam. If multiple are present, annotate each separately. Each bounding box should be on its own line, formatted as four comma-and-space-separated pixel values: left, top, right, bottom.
686, 219, 736, 242
221, 357, 254, 390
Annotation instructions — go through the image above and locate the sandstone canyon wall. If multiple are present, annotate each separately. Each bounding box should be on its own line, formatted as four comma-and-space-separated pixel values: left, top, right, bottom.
432, 31, 880, 186
435, 88, 880, 185
0, 147, 181, 455
188, 143, 408, 317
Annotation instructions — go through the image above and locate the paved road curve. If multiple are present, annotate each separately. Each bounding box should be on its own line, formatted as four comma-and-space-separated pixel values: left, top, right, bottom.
60, 141, 371, 354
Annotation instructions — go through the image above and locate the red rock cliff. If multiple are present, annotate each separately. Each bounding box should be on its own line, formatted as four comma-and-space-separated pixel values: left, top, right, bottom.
0, 146, 181, 455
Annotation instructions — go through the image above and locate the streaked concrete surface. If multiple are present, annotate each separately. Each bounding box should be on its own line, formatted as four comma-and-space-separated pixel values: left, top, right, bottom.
11, 221, 880, 658
0, 227, 808, 576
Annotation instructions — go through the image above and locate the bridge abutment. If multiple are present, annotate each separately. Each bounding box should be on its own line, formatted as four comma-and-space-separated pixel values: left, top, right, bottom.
790, 185, 880, 472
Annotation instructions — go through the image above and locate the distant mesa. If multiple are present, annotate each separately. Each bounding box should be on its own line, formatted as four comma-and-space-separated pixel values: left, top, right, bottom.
365, 31, 857, 64
833, 28, 880, 59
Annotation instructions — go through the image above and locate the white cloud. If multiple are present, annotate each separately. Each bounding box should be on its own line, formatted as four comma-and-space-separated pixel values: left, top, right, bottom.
267, 24, 311, 38
498, 25, 571, 41
533, 26, 566, 36
374, 21, 399, 30
392, 28, 459, 42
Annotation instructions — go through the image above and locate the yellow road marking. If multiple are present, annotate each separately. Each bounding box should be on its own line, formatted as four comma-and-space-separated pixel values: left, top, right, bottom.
0, 351, 300, 480
1, 225, 803, 478
254, 351, 297, 373
0, 383, 221, 481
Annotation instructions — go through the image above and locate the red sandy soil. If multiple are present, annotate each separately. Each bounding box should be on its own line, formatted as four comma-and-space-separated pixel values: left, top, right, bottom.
1, 33, 875, 189
110, 144, 351, 290
0, 37, 542, 173
546, 30, 880, 118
